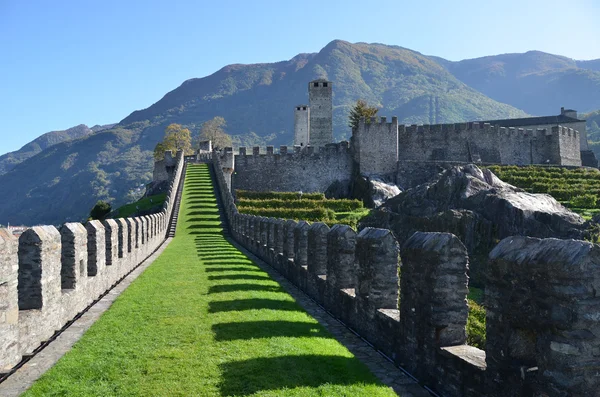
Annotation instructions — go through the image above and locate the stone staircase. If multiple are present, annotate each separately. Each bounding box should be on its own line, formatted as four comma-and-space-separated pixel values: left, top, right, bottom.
167, 163, 187, 238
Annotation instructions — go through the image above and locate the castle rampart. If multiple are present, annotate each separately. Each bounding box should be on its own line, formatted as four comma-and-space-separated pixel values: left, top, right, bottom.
0, 151, 185, 373
232, 142, 352, 193
211, 151, 600, 396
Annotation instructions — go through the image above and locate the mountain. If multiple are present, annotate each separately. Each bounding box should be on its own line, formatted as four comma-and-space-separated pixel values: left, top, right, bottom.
122, 40, 526, 143
0, 40, 559, 227
436, 51, 600, 115
0, 123, 115, 175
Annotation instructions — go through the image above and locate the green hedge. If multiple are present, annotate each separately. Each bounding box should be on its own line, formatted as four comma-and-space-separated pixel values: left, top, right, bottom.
240, 207, 335, 222
236, 190, 325, 200
237, 198, 363, 212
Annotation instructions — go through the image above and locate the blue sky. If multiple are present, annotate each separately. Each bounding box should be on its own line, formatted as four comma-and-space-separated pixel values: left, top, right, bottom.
0, 0, 599, 154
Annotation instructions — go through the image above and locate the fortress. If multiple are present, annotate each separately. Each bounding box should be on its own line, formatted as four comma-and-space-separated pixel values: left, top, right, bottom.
185, 80, 596, 197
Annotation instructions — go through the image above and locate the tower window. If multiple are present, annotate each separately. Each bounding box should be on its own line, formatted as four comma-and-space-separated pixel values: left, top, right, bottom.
303, 106, 307, 110
323, 82, 328, 87
313, 82, 319, 87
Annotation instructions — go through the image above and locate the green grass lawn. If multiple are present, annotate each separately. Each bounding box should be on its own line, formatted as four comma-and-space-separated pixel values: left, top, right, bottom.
114, 193, 167, 218
24, 164, 396, 397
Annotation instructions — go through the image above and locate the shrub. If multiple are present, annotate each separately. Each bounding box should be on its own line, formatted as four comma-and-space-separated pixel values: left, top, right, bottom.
89, 200, 111, 221
571, 194, 598, 209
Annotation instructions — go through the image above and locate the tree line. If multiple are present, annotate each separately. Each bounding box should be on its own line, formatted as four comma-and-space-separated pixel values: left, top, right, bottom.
154, 116, 233, 160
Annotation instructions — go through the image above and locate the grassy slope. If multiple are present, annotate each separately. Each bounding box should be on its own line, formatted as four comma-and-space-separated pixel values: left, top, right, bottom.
114, 193, 166, 218
24, 164, 395, 396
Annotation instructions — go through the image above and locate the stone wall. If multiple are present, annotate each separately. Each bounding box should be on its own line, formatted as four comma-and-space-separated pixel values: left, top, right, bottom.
231, 143, 352, 193
213, 151, 600, 396
353, 119, 582, 177
0, 151, 185, 372
353, 117, 399, 176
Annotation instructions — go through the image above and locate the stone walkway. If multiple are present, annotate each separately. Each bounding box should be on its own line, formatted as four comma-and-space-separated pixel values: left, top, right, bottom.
231, 239, 432, 397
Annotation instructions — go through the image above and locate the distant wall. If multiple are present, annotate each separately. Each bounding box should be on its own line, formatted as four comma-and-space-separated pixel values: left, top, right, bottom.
354, 120, 581, 177
232, 143, 352, 193
353, 117, 398, 176
0, 151, 184, 372
152, 150, 177, 183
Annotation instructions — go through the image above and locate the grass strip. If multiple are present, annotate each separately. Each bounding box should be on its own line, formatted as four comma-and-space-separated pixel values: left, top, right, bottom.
24, 164, 396, 396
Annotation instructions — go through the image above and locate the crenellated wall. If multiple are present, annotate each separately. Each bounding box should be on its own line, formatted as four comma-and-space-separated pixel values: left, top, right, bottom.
0, 151, 185, 372
232, 143, 352, 193
353, 118, 582, 177
213, 151, 600, 397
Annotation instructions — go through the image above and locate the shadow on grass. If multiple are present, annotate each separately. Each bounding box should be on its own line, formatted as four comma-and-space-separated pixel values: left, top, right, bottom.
204, 266, 261, 273
188, 230, 225, 236
201, 259, 255, 266
188, 204, 218, 210
209, 299, 302, 313
208, 274, 271, 281
219, 355, 378, 396
188, 217, 222, 223
212, 320, 328, 341
208, 284, 283, 294
187, 210, 221, 216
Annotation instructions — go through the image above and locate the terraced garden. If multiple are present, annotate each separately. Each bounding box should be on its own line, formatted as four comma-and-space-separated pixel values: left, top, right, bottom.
23, 164, 396, 396
487, 165, 600, 219
236, 190, 368, 228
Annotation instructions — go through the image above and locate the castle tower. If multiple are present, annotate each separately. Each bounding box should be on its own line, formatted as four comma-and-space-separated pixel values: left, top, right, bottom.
308, 79, 333, 147
294, 105, 310, 147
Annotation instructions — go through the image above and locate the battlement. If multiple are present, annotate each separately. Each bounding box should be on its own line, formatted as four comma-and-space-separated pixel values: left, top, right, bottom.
236, 142, 350, 161
211, 153, 600, 397
0, 151, 185, 371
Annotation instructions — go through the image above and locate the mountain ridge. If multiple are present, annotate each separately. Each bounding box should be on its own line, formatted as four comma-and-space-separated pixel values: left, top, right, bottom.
1, 40, 598, 227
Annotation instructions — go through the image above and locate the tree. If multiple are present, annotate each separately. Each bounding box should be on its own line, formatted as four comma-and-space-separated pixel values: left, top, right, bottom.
89, 200, 111, 221
153, 123, 194, 160
348, 99, 379, 130
199, 116, 232, 150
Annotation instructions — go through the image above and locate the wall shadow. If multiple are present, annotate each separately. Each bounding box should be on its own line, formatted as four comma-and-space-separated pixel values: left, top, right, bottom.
204, 266, 260, 273
212, 320, 328, 341
208, 274, 271, 281
208, 284, 284, 294
188, 204, 218, 210
209, 299, 302, 313
219, 355, 378, 396
201, 259, 255, 266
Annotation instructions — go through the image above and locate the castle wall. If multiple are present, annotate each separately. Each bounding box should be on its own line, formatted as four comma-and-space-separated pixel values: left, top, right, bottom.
0, 151, 185, 372
294, 105, 310, 147
232, 143, 352, 194
555, 125, 582, 166
353, 117, 398, 176
213, 152, 600, 397
380, 121, 581, 168
152, 150, 177, 183
308, 80, 333, 148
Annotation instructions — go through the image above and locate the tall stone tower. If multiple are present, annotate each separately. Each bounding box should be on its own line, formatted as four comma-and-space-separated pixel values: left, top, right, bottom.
308, 79, 333, 147
294, 105, 310, 147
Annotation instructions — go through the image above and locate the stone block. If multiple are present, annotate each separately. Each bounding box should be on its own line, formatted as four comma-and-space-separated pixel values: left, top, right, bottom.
85, 220, 105, 277
293, 221, 310, 268
60, 222, 87, 289
307, 222, 329, 276
0, 228, 20, 370
326, 224, 357, 290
